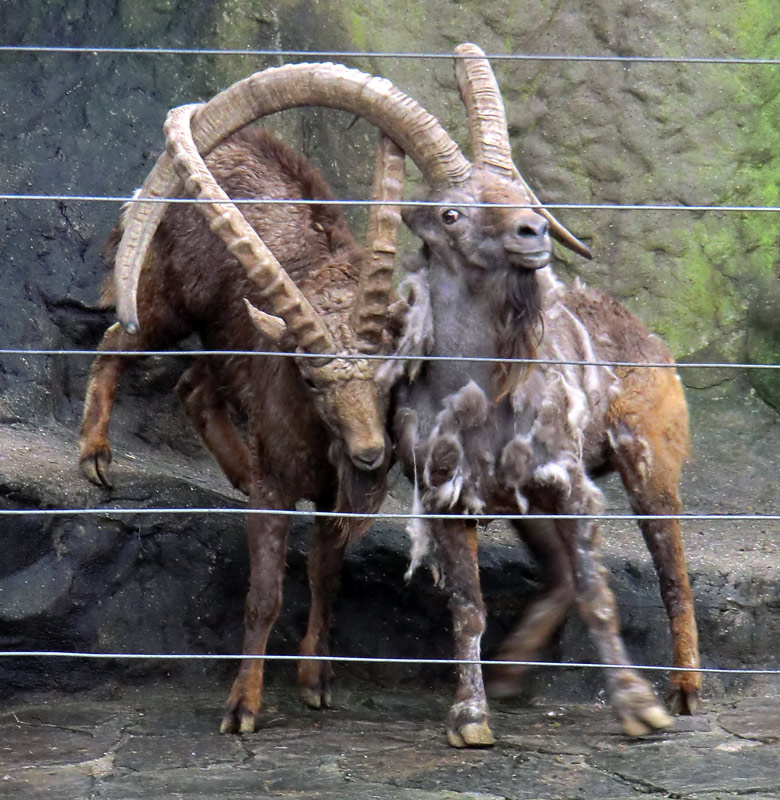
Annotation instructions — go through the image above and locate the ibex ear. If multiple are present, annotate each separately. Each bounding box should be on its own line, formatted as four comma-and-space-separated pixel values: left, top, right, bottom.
243, 299, 287, 345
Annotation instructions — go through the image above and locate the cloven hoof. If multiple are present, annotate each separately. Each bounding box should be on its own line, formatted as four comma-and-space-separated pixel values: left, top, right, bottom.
620, 705, 674, 737
667, 683, 700, 717
299, 685, 332, 710
446, 721, 497, 748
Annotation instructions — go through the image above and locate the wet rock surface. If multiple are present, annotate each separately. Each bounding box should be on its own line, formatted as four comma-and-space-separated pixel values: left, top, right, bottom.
1, 685, 779, 799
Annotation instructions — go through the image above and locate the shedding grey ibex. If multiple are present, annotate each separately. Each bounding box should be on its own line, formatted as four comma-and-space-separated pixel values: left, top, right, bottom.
79, 61, 583, 735
383, 44, 699, 746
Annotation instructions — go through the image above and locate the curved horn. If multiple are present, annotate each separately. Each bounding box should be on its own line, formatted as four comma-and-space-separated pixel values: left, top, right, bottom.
454, 44, 514, 180
352, 132, 406, 353
115, 62, 472, 332
163, 104, 336, 356
454, 43, 592, 260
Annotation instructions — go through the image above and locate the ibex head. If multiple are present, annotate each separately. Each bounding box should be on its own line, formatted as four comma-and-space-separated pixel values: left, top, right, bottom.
404, 44, 589, 282
403, 168, 552, 276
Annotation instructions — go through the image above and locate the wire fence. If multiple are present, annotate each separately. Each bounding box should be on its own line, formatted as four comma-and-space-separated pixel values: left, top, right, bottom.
3, 44, 780, 64
4, 194, 780, 213
1, 650, 778, 676
1, 41, 779, 677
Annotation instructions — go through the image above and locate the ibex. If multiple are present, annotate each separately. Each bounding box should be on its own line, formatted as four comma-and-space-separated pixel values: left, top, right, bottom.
382, 44, 699, 746
79, 111, 398, 732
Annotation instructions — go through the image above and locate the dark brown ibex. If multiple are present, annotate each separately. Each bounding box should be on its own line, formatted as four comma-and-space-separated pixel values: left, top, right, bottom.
78, 65, 417, 734
383, 44, 699, 746
80, 62, 584, 735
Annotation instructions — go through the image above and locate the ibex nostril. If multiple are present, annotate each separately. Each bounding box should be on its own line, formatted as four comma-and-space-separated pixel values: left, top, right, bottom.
517, 219, 548, 239
352, 445, 385, 471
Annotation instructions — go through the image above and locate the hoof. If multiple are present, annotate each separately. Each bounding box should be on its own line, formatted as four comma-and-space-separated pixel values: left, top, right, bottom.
612, 671, 674, 737
299, 684, 332, 710
620, 704, 673, 737
80, 448, 113, 489
220, 706, 258, 735
446, 721, 496, 748
667, 681, 700, 716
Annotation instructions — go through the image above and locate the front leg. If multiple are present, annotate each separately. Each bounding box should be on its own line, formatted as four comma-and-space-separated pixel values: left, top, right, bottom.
221, 476, 289, 734
297, 515, 346, 709
486, 518, 576, 698
79, 323, 139, 487
431, 519, 495, 748
555, 486, 672, 736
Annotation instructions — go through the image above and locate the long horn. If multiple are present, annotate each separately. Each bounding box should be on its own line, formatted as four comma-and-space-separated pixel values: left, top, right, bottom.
115, 62, 472, 333
164, 104, 336, 356
352, 132, 406, 353
454, 43, 592, 260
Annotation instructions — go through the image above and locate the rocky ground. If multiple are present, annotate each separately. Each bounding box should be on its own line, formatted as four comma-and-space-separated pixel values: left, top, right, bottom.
1, 684, 779, 799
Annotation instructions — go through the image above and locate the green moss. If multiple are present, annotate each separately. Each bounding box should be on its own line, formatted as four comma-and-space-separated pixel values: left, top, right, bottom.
346, 7, 369, 51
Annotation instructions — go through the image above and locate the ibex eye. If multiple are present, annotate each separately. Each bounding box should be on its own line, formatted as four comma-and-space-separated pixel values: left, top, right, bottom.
441, 209, 460, 225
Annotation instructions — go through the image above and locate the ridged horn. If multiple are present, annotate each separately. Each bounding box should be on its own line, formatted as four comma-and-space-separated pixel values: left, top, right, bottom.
163, 104, 337, 356
454, 43, 592, 260
115, 61, 472, 333
352, 132, 406, 353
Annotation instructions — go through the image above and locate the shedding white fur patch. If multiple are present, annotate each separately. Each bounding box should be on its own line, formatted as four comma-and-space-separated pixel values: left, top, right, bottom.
499, 435, 533, 513
433, 472, 465, 510
377, 271, 433, 392
405, 463, 431, 581
449, 381, 490, 429
537, 267, 567, 309
532, 461, 572, 495
422, 382, 491, 512
608, 428, 654, 480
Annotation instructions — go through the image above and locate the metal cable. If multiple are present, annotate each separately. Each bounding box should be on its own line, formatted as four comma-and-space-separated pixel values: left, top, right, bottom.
0, 508, 778, 522
3, 194, 780, 213
0, 650, 777, 675
3, 45, 780, 65
1, 349, 778, 371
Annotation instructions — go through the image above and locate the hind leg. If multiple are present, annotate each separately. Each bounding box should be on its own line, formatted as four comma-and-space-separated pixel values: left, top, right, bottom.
485, 518, 576, 698
610, 429, 700, 713
609, 370, 700, 714
176, 358, 251, 495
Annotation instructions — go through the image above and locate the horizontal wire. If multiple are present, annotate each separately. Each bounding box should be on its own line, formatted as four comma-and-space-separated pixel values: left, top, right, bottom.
0, 650, 776, 675
1, 348, 777, 371
1, 508, 777, 522
3, 46, 780, 65
3, 194, 780, 213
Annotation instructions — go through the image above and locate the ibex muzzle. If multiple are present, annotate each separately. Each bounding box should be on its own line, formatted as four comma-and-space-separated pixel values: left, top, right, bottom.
501, 208, 551, 270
